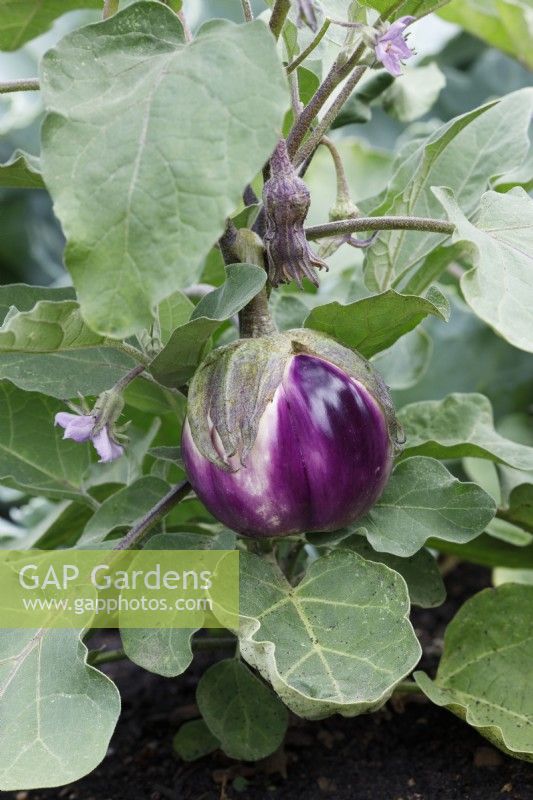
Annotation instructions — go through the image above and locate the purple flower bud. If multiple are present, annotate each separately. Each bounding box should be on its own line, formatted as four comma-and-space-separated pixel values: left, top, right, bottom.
182, 331, 400, 539
374, 16, 415, 77
263, 140, 327, 288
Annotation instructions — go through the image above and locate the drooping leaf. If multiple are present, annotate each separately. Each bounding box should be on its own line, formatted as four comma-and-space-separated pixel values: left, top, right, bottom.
415, 584, 533, 761
433, 187, 533, 353
0, 151, 44, 189
356, 456, 495, 557
149, 264, 266, 387
0, 0, 101, 50
439, 0, 533, 69
230, 550, 421, 719
0, 629, 120, 790
173, 719, 219, 762
40, 3, 288, 337
364, 89, 533, 291
0, 383, 91, 500
399, 394, 533, 470
304, 288, 448, 358
196, 659, 288, 761
342, 534, 445, 608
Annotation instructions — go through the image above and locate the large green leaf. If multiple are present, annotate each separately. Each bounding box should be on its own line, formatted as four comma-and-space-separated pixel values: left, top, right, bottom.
231, 550, 421, 719
415, 584, 533, 761
196, 659, 288, 761
502, 484, 533, 533
428, 533, 533, 569
0, 151, 44, 190
0, 629, 120, 790
357, 456, 495, 557
0, 285, 75, 323
0, 0, 101, 50
381, 64, 446, 123
399, 394, 533, 470
304, 288, 448, 358
149, 263, 266, 387
433, 188, 533, 353
342, 535, 445, 608
0, 300, 139, 397
40, 3, 288, 337
439, 0, 533, 69
358, 0, 451, 17
0, 383, 91, 500
371, 329, 432, 390
364, 89, 533, 291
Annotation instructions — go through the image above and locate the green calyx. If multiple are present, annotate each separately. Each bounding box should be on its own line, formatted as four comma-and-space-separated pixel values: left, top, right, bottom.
186, 328, 402, 471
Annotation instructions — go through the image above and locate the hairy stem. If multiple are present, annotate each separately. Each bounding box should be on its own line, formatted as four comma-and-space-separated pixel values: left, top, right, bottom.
240, 0, 253, 22
321, 136, 351, 203
269, 0, 291, 39
0, 79, 40, 94
177, 8, 193, 42
305, 216, 455, 240
117, 342, 152, 367
294, 66, 365, 165
286, 19, 331, 73
114, 480, 191, 550
238, 287, 277, 338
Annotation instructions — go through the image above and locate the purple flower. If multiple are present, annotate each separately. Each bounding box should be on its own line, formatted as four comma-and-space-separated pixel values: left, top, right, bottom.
375, 16, 415, 77
54, 412, 124, 463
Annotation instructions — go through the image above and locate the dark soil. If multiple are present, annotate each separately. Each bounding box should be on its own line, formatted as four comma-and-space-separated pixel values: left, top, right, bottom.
10, 563, 533, 800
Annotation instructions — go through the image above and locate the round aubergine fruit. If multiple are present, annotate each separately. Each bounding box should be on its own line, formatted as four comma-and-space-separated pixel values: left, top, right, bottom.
182, 330, 400, 538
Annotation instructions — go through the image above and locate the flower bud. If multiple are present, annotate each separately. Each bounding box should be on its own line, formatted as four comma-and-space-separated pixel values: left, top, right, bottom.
263, 140, 327, 288
182, 330, 401, 538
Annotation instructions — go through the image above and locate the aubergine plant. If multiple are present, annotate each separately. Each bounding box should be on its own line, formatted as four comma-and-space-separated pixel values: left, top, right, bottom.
0, 0, 533, 790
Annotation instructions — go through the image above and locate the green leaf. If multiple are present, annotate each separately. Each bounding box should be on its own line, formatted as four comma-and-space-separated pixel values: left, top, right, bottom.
399, 393, 533, 470
415, 584, 533, 761
231, 550, 421, 719
173, 719, 219, 762
486, 517, 533, 547
0, 300, 108, 351
120, 531, 233, 677
357, 456, 495, 557
382, 64, 446, 123
371, 328, 432, 390
79, 476, 170, 545
439, 0, 533, 69
0, 284, 75, 323
157, 291, 194, 346
503, 484, 533, 534
0, 383, 91, 500
433, 188, 533, 353
196, 659, 288, 761
0, 151, 44, 189
0, 629, 120, 790
364, 89, 533, 291
40, 3, 288, 337
428, 533, 533, 569
0, 0, 101, 50
358, 0, 452, 17
342, 535, 445, 608
304, 288, 448, 358
149, 264, 266, 387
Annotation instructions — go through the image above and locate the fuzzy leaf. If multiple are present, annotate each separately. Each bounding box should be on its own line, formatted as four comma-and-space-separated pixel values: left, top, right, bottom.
40, 3, 288, 337
0, 629, 120, 790
0, 151, 44, 189
415, 584, 533, 761
0, 0, 101, 50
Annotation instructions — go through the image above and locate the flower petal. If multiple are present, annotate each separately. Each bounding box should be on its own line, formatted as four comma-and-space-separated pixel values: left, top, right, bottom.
55, 412, 95, 442
92, 426, 124, 463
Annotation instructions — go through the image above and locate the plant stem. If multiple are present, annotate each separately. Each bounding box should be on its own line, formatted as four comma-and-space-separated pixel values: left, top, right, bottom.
0, 78, 40, 94
177, 8, 193, 42
393, 680, 424, 695
238, 287, 277, 338
88, 648, 125, 666
114, 480, 191, 550
112, 364, 145, 393
321, 136, 352, 204
294, 65, 365, 165
102, 0, 119, 19
269, 0, 291, 39
305, 215, 455, 240
240, 0, 253, 22
118, 342, 151, 367
286, 19, 331, 73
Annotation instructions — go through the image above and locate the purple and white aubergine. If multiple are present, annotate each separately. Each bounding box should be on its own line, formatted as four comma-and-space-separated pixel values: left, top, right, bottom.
182, 330, 402, 539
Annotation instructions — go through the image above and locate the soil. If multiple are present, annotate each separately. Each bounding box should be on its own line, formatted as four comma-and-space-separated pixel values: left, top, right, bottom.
9, 563, 533, 800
